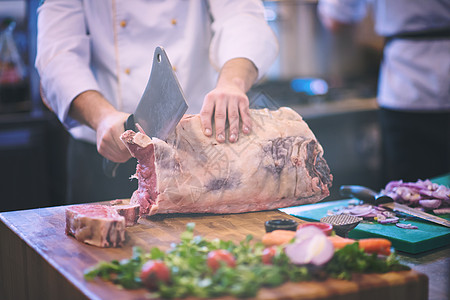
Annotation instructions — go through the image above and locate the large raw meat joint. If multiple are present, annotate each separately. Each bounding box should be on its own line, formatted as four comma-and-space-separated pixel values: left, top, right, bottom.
121, 107, 332, 216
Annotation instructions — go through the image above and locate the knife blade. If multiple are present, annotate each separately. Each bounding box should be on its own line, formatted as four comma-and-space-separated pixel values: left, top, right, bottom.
103, 46, 189, 177
340, 185, 450, 228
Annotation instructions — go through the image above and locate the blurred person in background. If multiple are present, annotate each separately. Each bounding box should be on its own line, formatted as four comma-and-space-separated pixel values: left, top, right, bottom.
35, 1, 278, 204
318, 0, 450, 183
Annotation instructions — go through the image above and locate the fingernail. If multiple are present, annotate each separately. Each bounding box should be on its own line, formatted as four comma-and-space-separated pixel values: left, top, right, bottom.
230, 133, 237, 142
205, 128, 212, 136
243, 126, 250, 134
218, 134, 225, 141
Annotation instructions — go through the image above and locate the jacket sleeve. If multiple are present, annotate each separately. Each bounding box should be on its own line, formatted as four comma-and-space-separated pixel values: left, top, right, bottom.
207, 0, 279, 82
318, 0, 368, 24
35, 0, 100, 129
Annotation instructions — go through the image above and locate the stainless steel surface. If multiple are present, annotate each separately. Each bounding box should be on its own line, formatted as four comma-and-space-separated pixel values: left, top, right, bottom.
133, 46, 188, 139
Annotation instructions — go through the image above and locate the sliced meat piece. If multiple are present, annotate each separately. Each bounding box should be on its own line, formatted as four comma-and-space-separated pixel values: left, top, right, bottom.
111, 203, 140, 227
65, 204, 125, 247
121, 107, 333, 216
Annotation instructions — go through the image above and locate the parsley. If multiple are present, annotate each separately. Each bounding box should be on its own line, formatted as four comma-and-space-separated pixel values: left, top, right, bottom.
84, 223, 408, 298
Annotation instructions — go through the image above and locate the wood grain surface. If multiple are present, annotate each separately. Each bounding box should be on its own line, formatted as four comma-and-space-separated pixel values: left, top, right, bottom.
0, 203, 428, 300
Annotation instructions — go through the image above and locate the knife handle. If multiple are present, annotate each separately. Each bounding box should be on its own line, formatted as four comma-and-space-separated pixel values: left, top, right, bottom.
102, 115, 137, 178
340, 185, 377, 204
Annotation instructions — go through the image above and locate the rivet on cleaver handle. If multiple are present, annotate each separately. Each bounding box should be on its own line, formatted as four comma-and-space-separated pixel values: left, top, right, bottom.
103, 46, 188, 178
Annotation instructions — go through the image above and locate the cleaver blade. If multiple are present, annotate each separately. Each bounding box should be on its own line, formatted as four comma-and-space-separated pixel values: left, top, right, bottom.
132, 46, 188, 139
103, 46, 188, 177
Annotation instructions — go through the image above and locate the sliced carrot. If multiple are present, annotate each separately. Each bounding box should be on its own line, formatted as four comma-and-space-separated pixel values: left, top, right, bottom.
262, 230, 296, 247
358, 238, 392, 256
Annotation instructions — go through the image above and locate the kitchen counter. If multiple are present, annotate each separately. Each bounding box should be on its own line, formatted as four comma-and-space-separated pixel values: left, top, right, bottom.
0, 202, 435, 300
291, 97, 379, 119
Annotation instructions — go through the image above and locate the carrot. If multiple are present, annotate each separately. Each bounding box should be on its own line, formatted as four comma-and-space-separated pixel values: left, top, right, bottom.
327, 236, 355, 249
262, 230, 296, 246
358, 238, 392, 256
327, 236, 392, 256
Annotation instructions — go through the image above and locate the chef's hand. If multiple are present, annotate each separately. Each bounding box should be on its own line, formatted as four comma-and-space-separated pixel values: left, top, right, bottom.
95, 111, 131, 163
69, 90, 132, 163
200, 58, 258, 143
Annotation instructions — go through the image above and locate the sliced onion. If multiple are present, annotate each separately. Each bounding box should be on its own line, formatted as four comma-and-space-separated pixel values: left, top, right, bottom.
383, 180, 403, 192
376, 214, 386, 221
381, 210, 396, 218
286, 226, 334, 266
432, 186, 450, 201
396, 223, 418, 229
363, 212, 378, 218
377, 217, 399, 224
383, 179, 450, 210
433, 207, 450, 215
349, 205, 374, 217
419, 199, 442, 209
374, 206, 387, 211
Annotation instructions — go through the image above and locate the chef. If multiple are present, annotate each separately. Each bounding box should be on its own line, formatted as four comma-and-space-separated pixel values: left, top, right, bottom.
35, 0, 279, 204
318, 0, 450, 183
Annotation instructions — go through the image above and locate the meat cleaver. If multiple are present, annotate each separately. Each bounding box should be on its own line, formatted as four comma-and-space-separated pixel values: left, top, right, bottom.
340, 185, 450, 228
103, 46, 188, 177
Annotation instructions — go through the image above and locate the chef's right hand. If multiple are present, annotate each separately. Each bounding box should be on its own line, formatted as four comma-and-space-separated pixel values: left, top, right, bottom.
96, 111, 131, 163
69, 90, 132, 163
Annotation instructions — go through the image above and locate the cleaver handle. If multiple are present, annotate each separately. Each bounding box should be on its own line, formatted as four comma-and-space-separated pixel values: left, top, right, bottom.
340, 185, 378, 204
102, 114, 136, 178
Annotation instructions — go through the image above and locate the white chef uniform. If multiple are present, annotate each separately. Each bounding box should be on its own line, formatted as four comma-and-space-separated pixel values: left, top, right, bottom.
35, 0, 279, 144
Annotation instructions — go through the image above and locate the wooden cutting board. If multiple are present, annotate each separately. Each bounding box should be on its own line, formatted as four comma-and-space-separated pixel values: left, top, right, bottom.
0, 203, 428, 300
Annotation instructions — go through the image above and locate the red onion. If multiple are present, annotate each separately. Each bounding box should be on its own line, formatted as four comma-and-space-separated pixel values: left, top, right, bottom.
419, 199, 442, 209
349, 205, 374, 217
432, 186, 450, 201
285, 226, 334, 266
377, 217, 399, 224
433, 207, 450, 215
381, 210, 396, 218
383, 179, 450, 210
396, 223, 418, 229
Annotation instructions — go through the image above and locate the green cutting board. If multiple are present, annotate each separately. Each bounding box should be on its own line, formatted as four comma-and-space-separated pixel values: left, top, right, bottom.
280, 200, 450, 254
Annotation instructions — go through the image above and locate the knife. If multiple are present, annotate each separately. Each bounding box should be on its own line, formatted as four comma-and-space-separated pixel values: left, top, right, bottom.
340, 185, 450, 228
103, 46, 189, 177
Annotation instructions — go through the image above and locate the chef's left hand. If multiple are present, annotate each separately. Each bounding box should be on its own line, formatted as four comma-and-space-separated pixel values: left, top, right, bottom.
200, 58, 257, 143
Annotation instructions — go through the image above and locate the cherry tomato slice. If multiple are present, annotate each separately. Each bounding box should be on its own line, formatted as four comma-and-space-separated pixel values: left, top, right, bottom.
262, 247, 277, 265
207, 249, 236, 272
297, 222, 333, 236
140, 260, 171, 290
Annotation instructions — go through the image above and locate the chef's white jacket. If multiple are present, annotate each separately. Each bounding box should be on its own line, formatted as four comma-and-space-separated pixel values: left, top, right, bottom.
318, 0, 450, 112
35, 0, 279, 144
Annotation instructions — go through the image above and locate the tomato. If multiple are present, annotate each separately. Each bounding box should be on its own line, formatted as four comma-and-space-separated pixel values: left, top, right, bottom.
261, 247, 277, 265
140, 260, 171, 290
207, 249, 236, 272
297, 222, 333, 236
